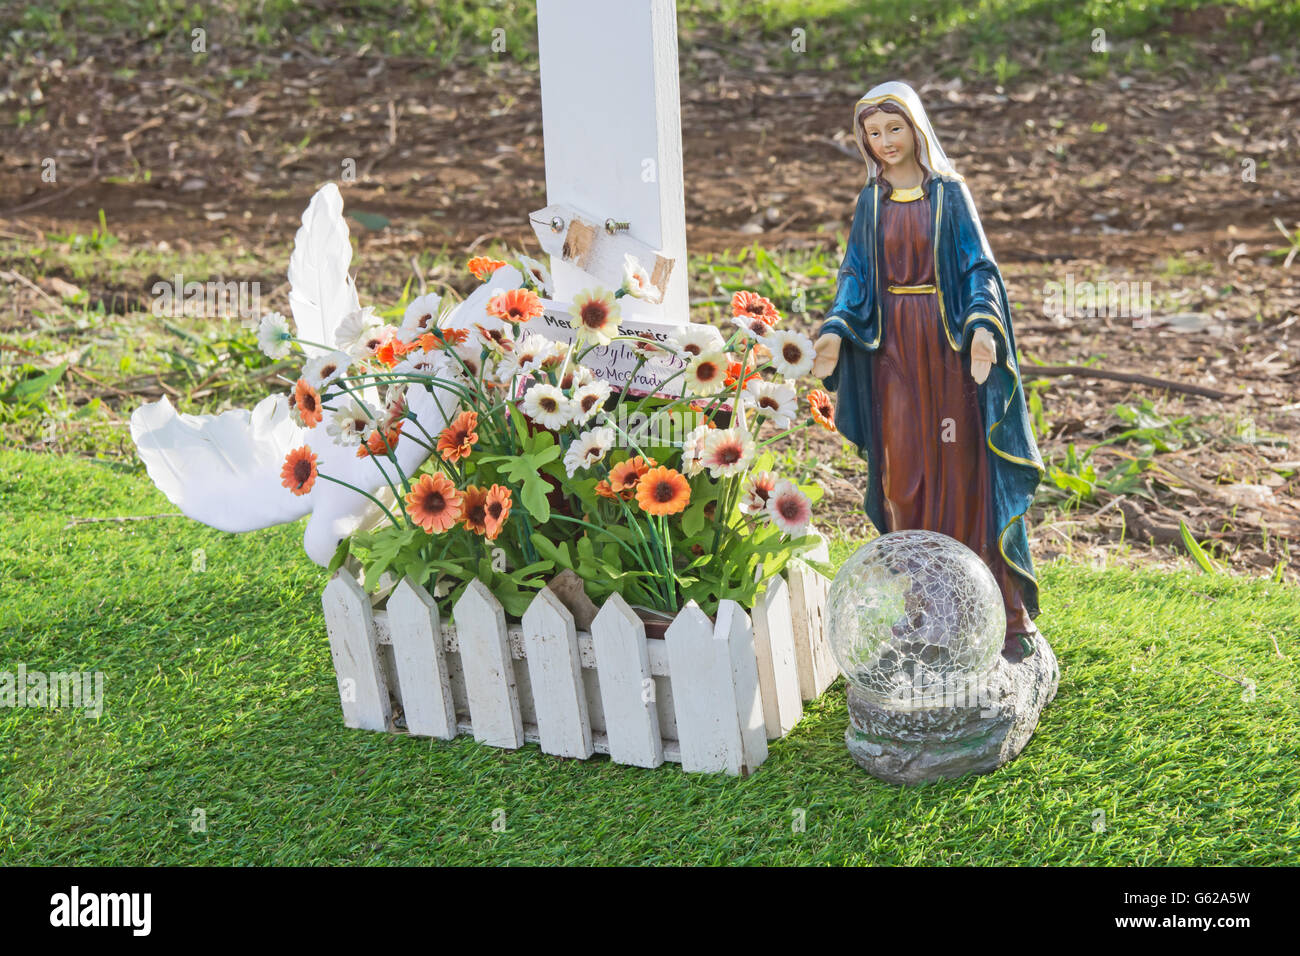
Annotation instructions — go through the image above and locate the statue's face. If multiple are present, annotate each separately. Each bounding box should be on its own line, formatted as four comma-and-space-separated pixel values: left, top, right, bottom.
860, 111, 916, 169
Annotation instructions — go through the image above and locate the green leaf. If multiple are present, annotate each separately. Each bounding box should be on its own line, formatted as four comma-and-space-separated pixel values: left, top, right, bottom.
681, 496, 709, 536
530, 534, 574, 571
801, 558, 836, 580
1050, 465, 1095, 499
1179, 519, 1218, 574
348, 210, 390, 231
3, 362, 67, 402
519, 473, 552, 523
327, 537, 351, 575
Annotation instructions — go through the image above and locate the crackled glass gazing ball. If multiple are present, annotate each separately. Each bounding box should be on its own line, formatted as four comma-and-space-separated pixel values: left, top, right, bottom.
826, 530, 1005, 709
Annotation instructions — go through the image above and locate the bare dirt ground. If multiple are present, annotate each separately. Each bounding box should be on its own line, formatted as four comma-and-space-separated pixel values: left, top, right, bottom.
2, 44, 1298, 581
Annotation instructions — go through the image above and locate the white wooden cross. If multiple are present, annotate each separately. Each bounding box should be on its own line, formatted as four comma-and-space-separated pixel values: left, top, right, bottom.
529, 0, 688, 323
525, 0, 690, 387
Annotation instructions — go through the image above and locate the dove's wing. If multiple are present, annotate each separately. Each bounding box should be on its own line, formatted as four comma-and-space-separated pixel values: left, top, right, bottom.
287, 183, 359, 355
131, 214, 528, 565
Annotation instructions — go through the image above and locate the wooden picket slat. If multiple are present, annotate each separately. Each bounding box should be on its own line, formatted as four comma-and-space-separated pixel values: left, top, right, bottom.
387, 576, 457, 740
454, 578, 525, 749
591, 592, 664, 769
753, 575, 803, 739
322, 573, 391, 732
716, 599, 768, 774
522, 587, 594, 758
788, 558, 837, 701
665, 601, 749, 775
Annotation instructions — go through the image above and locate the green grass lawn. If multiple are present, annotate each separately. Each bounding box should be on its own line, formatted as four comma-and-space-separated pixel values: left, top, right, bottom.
1, 448, 1296, 865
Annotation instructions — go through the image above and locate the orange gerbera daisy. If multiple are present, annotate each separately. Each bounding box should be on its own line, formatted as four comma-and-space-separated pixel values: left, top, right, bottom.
437, 410, 479, 464
405, 473, 463, 534
293, 378, 323, 428
375, 335, 415, 368
808, 389, 837, 432
732, 290, 781, 325
594, 479, 618, 500
483, 484, 512, 540
487, 288, 544, 324
474, 324, 513, 353
461, 485, 490, 536
606, 455, 656, 500
636, 466, 691, 516
467, 256, 508, 281
356, 423, 402, 458
420, 327, 469, 351
688, 399, 720, 423
724, 361, 759, 389
280, 446, 318, 496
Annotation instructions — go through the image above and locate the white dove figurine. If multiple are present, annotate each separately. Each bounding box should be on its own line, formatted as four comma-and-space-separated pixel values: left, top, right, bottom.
130, 182, 521, 566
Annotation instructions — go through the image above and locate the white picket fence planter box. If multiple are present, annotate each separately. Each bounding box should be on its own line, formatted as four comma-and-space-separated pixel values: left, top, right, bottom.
322, 556, 835, 776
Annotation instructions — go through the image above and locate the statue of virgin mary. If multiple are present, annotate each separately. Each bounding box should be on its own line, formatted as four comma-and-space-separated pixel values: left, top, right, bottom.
812, 81, 1046, 660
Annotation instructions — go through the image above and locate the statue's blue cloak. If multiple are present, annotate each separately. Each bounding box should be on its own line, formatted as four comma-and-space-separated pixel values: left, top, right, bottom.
819, 175, 1044, 619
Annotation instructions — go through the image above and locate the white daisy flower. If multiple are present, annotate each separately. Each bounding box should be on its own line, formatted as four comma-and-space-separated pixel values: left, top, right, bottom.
518, 254, 553, 296
303, 350, 351, 390
395, 348, 440, 376
326, 400, 374, 447
496, 333, 563, 382
571, 379, 613, 424
766, 479, 812, 536
669, 323, 725, 359
334, 306, 379, 351
351, 325, 398, 361
564, 426, 616, 477
521, 383, 574, 430
397, 293, 444, 343
442, 343, 482, 382
629, 331, 675, 368
569, 288, 621, 345
762, 329, 815, 379
684, 351, 728, 396
700, 427, 755, 478
257, 311, 292, 359
620, 253, 659, 301
739, 471, 778, 515
383, 384, 407, 424
743, 379, 797, 428
730, 312, 774, 341
558, 364, 596, 391
680, 423, 712, 477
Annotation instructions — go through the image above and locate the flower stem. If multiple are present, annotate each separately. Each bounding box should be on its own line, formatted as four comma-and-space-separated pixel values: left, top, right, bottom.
316, 472, 405, 529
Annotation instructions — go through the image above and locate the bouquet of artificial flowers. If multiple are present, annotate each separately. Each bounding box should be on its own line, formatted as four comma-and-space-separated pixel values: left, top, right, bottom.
265, 254, 835, 618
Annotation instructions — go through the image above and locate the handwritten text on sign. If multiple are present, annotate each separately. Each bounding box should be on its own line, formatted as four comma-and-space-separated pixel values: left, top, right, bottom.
524, 307, 686, 398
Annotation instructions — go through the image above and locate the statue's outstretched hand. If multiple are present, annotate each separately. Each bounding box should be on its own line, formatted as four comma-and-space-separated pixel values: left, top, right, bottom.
970, 328, 997, 384
812, 332, 842, 379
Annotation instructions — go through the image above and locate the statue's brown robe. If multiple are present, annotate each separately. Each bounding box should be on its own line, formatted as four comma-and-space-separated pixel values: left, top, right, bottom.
855, 180, 1031, 635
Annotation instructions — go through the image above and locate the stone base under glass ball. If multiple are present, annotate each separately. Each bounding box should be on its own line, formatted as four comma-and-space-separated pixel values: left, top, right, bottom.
826, 530, 1060, 786
844, 628, 1059, 784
